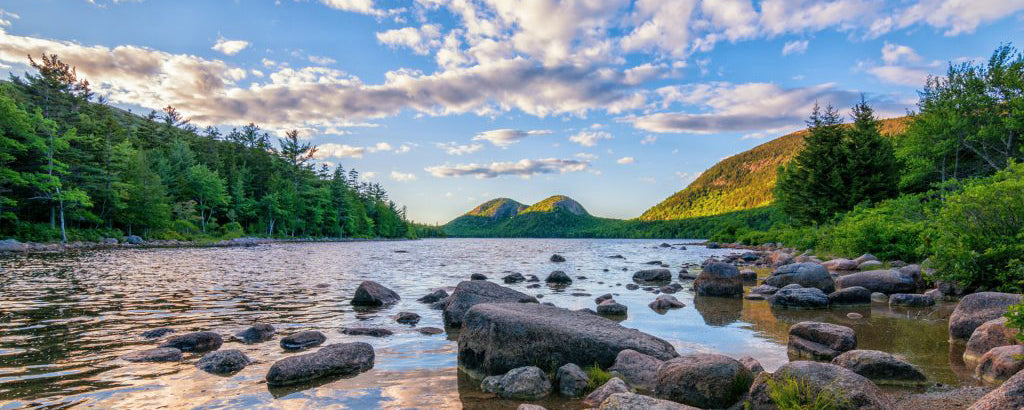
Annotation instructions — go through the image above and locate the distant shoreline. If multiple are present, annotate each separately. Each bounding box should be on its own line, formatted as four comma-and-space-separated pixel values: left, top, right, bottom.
0, 237, 416, 255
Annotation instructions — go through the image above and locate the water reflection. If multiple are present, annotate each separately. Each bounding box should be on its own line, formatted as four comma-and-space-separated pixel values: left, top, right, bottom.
693, 296, 743, 326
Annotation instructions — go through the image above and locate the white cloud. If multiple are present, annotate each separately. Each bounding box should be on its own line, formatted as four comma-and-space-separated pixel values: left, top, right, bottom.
436, 141, 484, 155
575, 152, 598, 161
863, 43, 937, 86
308, 55, 337, 65
640, 135, 657, 145
472, 128, 552, 147
318, 0, 391, 16
569, 130, 613, 147
389, 170, 418, 182
211, 37, 250, 56
0, 9, 20, 27
425, 158, 590, 179
376, 24, 442, 55
315, 141, 397, 159
617, 156, 636, 164
782, 40, 808, 56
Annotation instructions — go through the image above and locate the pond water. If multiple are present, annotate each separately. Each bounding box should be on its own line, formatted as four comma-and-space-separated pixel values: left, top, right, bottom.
0, 238, 971, 409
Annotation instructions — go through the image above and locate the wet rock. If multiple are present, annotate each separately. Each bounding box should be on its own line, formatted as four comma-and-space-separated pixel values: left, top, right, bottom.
659, 283, 683, 294
967, 366, 1024, 409
828, 286, 872, 305
597, 299, 628, 316
764, 263, 835, 293
581, 377, 630, 407
443, 280, 538, 327
871, 292, 889, 303
749, 284, 779, 295
458, 303, 677, 375
748, 361, 893, 409
570, 292, 591, 297
950, 292, 1024, 343
890, 260, 908, 268
526, 284, 541, 289
577, 308, 598, 315
975, 345, 1024, 384
196, 349, 251, 375
649, 295, 685, 311
159, 331, 223, 352
890, 293, 935, 307
556, 363, 589, 397
633, 269, 672, 283
471, 273, 488, 280
625, 284, 640, 290
740, 269, 758, 281
526, 274, 540, 282
265, 342, 375, 387
480, 366, 552, 400
235, 323, 275, 343
823, 258, 858, 271
595, 293, 614, 304
964, 317, 1019, 364
938, 280, 971, 299
739, 356, 764, 374
788, 321, 856, 361
609, 349, 664, 391
599, 392, 699, 409
654, 353, 753, 409
550, 254, 566, 263
694, 262, 743, 297
123, 347, 182, 362
771, 287, 829, 309
546, 270, 572, 284
896, 264, 924, 285
430, 298, 450, 310
341, 327, 393, 337
660, 242, 672, 248
859, 260, 884, 271
835, 269, 917, 294
396, 312, 421, 325
741, 252, 761, 262
503, 272, 526, 284
281, 330, 327, 350
418, 327, 444, 335
609, 254, 625, 259
645, 260, 663, 265
351, 281, 401, 306
0, 239, 27, 252
831, 349, 927, 386
745, 293, 766, 301
141, 328, 175, 339
417, 289, 449, 304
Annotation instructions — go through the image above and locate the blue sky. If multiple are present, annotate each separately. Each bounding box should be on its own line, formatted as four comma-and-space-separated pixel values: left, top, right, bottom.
1, 0, 1022, 224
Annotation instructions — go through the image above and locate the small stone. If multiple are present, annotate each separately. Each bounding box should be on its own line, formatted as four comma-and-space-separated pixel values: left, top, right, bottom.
196, 349, 251, 375
471, 273, 488, 280
550, 254, 566, 262
418, 327, 444, 335
582, 377, 630, 407
871, 292, 889, 302
597, 299, 628, 316
847, 312, 864, 320
351, 281, 401, 306
546, 270, 573, 284
788, 321, 857, 361
417, 289, 449, 304
649, 295, 685, 311
595, 293, 614, 304
141, 328, 175, 339
159, 331, 223, 352
396, 312, 421, 325
503, 272, 526, 284
235, 323, 275, 343
341, 327, 393, 337
265, 342, 375, 387
123, 347, 182, 362
556, 363, 589, 397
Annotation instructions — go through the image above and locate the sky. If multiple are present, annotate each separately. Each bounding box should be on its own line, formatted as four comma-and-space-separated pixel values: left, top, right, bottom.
0, 0, 1022, 224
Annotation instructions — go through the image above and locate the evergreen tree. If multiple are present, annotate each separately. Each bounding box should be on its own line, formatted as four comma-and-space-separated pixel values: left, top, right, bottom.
844, 97, 900, 207
775, 104, 848, 224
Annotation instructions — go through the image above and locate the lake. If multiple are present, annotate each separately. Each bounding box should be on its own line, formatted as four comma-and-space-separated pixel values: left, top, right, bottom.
0, 238, 971, 409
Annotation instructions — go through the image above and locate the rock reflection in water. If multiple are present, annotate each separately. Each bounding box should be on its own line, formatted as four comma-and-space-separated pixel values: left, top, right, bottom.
693, 296, 744, 326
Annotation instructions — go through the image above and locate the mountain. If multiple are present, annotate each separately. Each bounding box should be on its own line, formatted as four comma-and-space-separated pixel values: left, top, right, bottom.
639, 117, 912, 221
465, 198, 527, 220
444, 195, 608, 237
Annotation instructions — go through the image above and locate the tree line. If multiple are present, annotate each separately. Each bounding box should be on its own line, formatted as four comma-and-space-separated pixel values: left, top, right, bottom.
0, 54, 434, 242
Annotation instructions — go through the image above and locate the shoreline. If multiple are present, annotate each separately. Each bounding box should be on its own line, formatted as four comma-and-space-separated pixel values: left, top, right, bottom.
0, 236, 416, 255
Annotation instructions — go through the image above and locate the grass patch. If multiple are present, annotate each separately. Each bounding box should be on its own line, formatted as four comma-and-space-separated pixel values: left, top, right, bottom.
766, 376, 848, 410
584, 364, 613, 391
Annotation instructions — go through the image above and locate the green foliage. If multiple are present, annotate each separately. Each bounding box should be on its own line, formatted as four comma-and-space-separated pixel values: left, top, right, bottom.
1004, 302, 1024, 343
817, 193, 935, 262
219, 221, 245, 239
766, 376, 848, 410
584, 364, 613, 391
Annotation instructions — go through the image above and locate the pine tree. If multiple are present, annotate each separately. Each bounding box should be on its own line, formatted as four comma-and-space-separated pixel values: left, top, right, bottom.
844, 97, 900, 207
775, 104, 848, 224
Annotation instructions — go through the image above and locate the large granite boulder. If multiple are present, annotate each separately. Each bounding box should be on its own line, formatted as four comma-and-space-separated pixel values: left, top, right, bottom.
443, 280, 538, 327
159, 331, 223, 352
788, 321, 856, 361
599, 392, 699, 409
764, 263, 835, 293
556, 363, 589, 397
967, 367, 1024, 409
854, 253, 879, 265
265, 342, 375, 387
950, 292, 1024, 343
694, 262, 743, 297
351, 281, 401, 306
609, 349, 664, 392
769, 251, 795, 267
748, 361, 893, 409
828, 286, 872, 305
771, 287, 830, 309
196, 349, 251, 375
831, 350, 927, 386
835, 270, 916, 294
458, 303, 677, 375
281, 330, 327, 350
964, 317, 1019, 364
480, 366, 552, 400
654, 353, 753, 409
823, 258, 858, 271
633, 269, 672, 283
582, 377, 631, 407
975, 345, 1024, 384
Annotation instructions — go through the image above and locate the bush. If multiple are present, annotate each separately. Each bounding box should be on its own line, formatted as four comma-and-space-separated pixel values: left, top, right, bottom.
766, 376, 848, 410
930, 163, 1024, 292
219, 221, 245, 239
817, 193, 934, 262
584, 364, 613, 391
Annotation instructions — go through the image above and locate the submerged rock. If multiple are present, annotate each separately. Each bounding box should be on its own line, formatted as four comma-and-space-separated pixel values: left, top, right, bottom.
748, 361, 893, 409
396, 312, 421, 325
654, 353, 753, 409
609, 349, 664, 392
828, 286, 872, 305
159, 331, 223, 352
458, 303, 677, 375
470, 273, 488, 280
480, 366, 552, 400
443, 280, 538, 327
633, 269, 672, 283
503, 272, 526, 284
694, 262, 743, 297
764, 262, 835, 293
835, 269, 916, 294
141, 328, 175, 339
950, 292, 1024, 343
265, 342, 375, 387
123, 347, 182, 362
280, 330, 327, 350
649, 295, 685, 311
418, 327, 444, 335
595, 293, 614, 304
196, 349, 251, 375
546, 270, 573, 284
788, 321, 856, 361
831, 350, 927, 386
889, 293, 935, 307
417, 289, 448, 304
556, 363, 589, 397
341, 327, 393, 337
749, 284, 779, 295
351, 281, 401, 306
235, 323, 275, 343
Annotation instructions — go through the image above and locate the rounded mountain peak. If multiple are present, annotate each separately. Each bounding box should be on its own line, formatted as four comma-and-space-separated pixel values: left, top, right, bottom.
521, 195, 589, 216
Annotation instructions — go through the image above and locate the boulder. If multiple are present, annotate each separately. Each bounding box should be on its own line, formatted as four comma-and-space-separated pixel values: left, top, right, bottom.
280, 330, 327, 350
480, 366, 552, 400
0, 239, 27, 252
769, 251, 795, 267
967, 366, 1024, 409
503, 272, 526, 284
964, 317, 1019, 364
417, 289, 448, 304
975, 345, 1024, 384
235, 323, 275, 343
597, 299, 628, 316
694, 262, 743, 297
654, 353, 753, 409
748, 361, 893, 409
265, 342, 374, 387
443, 280, 538, 327
896, 264, 924, 285
141, 328, 175, 339
340, 327, 393, 337
823, 258, 859, 271
739, 356, 764, 374
471, 273, 488, 280
950, 292, 1024, 343
550, 254, 566, 262
764, 263, 835, 293
871, 292, 889, 303
831, 350, 927, 385
123, 235, 144, 244
159, 331, 223, 352
889, 293, 935, 307
740, 269, 758, 281
854, 253, 880, 265
396, 312, 421, 325
458, 303, 677, 375
351, 281, 401, 306
924, 288, 944, 302
859, 260, 884, 271
625, 284, 640, 290
595, 293, 614, 304
633, 269, 672, 283
546, 271, 572, 284
556, 363, 589, 397
418, 327, 444, 335
196, 349, 251, 375
609, 349, 664, 392
749, 284, 779, 295
788, 321, 856, 361
599, 392, 699, 409
123, 347, 182, 362
582, 377, 631, 407
938, 280, 971, 298
771, 287, 830, 309
835, 270, 916, 294
848, 312, 864, 320
649, 295, 685, 311
828, 286, 872, 305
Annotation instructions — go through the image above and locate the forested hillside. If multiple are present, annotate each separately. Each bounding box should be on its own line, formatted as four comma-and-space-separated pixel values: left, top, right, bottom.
0, 55, 421, 242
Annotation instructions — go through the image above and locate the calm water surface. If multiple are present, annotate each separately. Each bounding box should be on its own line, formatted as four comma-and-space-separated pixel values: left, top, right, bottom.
0, 239, 969, 409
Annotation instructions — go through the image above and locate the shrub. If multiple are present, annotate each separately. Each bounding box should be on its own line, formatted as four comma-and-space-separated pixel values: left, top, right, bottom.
219, 221, 245, 239
584, 364, 613, 391
766, 376, 848, 410
818, 193, 934, 262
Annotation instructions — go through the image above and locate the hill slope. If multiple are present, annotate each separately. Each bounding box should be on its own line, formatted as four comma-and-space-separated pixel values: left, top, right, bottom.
639, 117, 911, 221
444, 195, 606, 237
